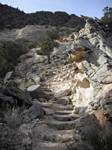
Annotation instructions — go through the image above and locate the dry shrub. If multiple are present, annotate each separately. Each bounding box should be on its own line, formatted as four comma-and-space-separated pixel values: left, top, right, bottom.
4, 107, 23, 129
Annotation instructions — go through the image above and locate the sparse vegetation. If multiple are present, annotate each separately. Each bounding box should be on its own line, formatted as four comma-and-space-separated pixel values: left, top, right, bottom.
89, 131, 112, 150
71, 34, 75, 40
4, 107, 23, 129
47, 30, 59, 40
57, 26, 80, 36
15, 38, 38, 49
0, 40, 27, 77
39, 39, 58, 64
101, 7, 112, 33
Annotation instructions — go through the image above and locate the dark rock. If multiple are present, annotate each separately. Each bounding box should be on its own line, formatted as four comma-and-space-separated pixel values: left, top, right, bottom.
27, 85, 40, 99
4, 86, 32, 107
0, 93, 15, 107
26, 101, 45, 120
75, 114, 101, 141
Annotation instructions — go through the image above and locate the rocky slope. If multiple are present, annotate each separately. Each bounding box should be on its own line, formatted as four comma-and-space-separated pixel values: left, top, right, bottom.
0, 25, 54, 41
0, 19, 112, 149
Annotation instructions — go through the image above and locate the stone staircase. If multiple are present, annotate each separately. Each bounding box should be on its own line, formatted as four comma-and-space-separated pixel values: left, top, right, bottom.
32, 97, 79, 150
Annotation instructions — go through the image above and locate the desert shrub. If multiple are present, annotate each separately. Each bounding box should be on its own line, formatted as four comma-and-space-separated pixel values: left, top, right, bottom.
71, 34, 75, 40
89, 132, 104, 150
0, 40, 27, 77
58, 26, 80, 36
4, 107, 23, 129
15, 38, 38, 49
38, 38, 58, 63
89, 132, 112, 150
0, 54, 8, 76
28, 41, 39, 49
47, 30, 59, 40
100, 7, 112, 33
1, 41, 26, 62
0, 106, 25, 149
104, 134, 112, 150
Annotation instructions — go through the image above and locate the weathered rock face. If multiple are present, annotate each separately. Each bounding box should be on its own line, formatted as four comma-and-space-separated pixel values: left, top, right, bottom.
69, 19, 112, 119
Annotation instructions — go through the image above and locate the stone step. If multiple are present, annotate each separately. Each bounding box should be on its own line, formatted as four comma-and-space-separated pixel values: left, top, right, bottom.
41, 102, 73, 110
53, 114, 79, 121
41, 87, 51, 90
55, 110, 73, 115
42, 129, 74, 143
33, 142, 68, 150
43, 91, 54, 96
56, 97, 72, 105
43, 108, 54, 115
53, 104, 73, 111
47, 119, 75, 130
41, 102, 53, 108
43, 90, 53, 94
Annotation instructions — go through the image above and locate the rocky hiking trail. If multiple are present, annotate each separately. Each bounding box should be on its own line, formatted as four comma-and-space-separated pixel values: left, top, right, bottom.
30, 45, 81, 149
14, 43, 80, 149
32, 85, 79, 150
1, 18, 112, 150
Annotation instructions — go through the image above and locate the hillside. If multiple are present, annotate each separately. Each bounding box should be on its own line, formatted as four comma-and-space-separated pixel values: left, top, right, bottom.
0, 25, 54, 41
0, 2, 112, 150
0, 18, 112, 150
0, 3, 85, 30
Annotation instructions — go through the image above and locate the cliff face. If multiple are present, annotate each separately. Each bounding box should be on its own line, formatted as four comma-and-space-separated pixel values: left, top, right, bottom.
0, 3, 85, 30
